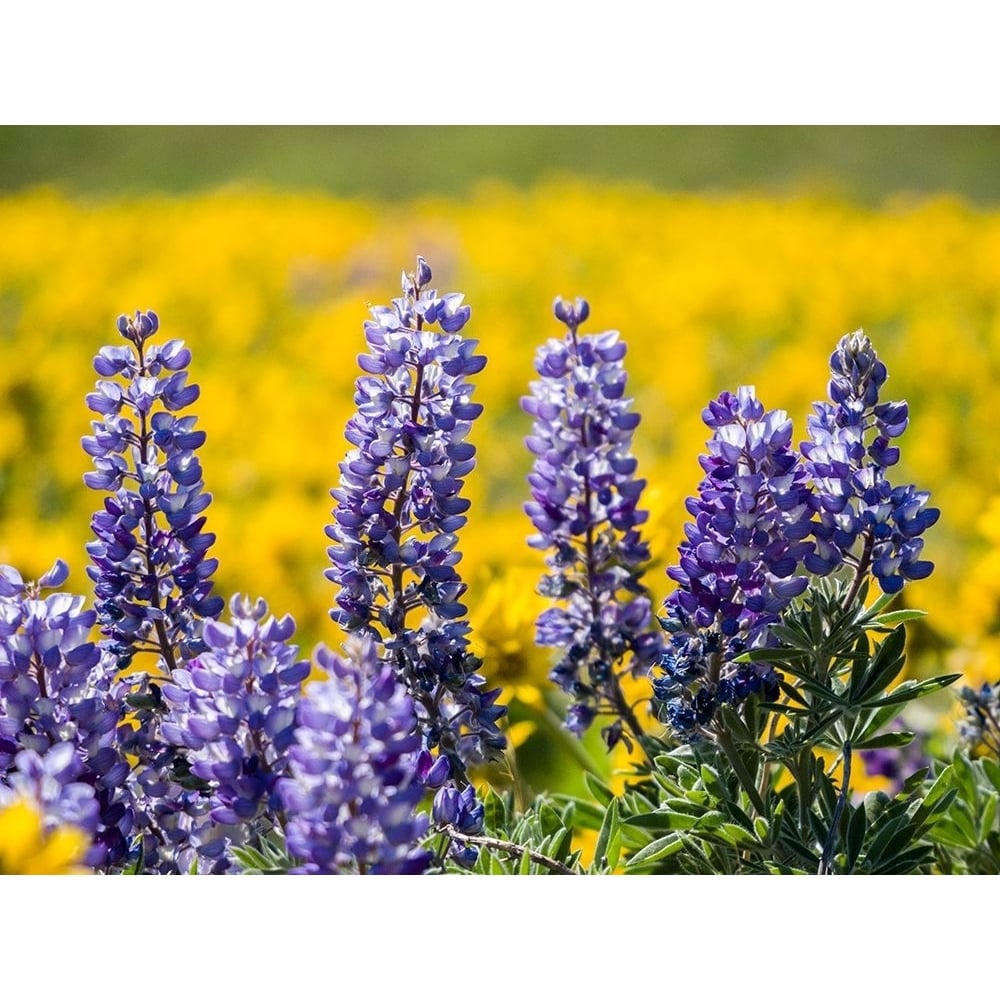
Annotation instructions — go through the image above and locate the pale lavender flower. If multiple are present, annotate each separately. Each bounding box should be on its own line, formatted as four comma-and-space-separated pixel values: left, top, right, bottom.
957, 681, 1000, 758
160, 595, 309, 842
0, 562, 133, 866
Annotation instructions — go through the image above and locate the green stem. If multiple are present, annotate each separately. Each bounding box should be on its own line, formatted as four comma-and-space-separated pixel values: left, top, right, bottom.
442, 826, 578, 875
818, 741, 852, 875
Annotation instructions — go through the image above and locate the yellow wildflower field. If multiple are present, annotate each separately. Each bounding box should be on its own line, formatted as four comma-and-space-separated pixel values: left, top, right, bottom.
1, 179, 998, 734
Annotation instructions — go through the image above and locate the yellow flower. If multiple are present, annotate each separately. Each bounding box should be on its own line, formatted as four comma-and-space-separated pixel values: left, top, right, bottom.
468, 565, 552, 694
0, 798, 91, 875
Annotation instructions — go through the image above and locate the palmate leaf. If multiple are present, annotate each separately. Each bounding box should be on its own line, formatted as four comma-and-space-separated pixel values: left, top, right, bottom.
846, 702, 910, 746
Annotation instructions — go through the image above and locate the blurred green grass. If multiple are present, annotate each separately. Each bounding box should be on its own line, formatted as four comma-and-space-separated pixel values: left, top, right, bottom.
2, 126, 1000, 203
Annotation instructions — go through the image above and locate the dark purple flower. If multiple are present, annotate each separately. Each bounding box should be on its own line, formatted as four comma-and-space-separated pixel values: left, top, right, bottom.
278, 638, 431, 875
523, 297, 664, 744
326, 258, 505, 780
802, 330, 939, 594
655, 386, 811, 741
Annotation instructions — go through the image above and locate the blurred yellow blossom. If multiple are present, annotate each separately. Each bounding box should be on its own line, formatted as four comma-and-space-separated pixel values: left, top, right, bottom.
0, 798, 90, 875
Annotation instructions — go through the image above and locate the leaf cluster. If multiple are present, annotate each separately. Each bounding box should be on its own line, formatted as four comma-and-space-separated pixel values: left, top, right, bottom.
556, 579, 968, 874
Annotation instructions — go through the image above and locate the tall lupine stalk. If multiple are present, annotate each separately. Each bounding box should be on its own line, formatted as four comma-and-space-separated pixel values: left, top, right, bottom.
653, 387, 814, 742
523, 297, 663, 750
326, 258, 506, 782
802, 329, 939, 599
83, 310, 223, 671
0, 562, 133, 867
82, 310, 224, 870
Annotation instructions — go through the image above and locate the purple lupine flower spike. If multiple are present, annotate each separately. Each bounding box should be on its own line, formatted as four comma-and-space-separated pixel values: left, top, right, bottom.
159, 595, 309, 859
523, 297, 663, 748
802, 330, 939, 595
326, 258, 505, 780
0, 562, 133, 867
83, 310, 223, 672
654, 387, 814, 742
278, 638, 431, 875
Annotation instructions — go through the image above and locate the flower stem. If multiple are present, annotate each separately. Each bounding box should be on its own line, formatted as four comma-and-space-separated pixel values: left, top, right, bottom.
441, 826, 578, 875
818, 741, 852, 875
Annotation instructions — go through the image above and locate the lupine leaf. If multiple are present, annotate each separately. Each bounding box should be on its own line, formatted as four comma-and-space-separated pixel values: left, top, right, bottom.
593, 797, 620, 871
850, 730, 914, 751
845, 801, 867, 872
625, 834, 683, 869
583, 772, 615, 808
864, 674, 960, 708
867, 609, 926, 628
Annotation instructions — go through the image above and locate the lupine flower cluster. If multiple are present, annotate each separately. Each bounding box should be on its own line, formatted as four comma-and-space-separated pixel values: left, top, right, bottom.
802, 330, 939, 594
653, 387, 814, 740
160, 596, 309, 845
83, 309, 223, 670
81, 311, 236, 870
523, 297, 663, 746
0, 562, 132, 867
653, 331, 940, 744
279, 638, 431, 874
326, 257, 505, 779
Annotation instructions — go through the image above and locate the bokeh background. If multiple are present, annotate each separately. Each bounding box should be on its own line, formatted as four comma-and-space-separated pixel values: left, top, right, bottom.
2, 125, 999, 793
